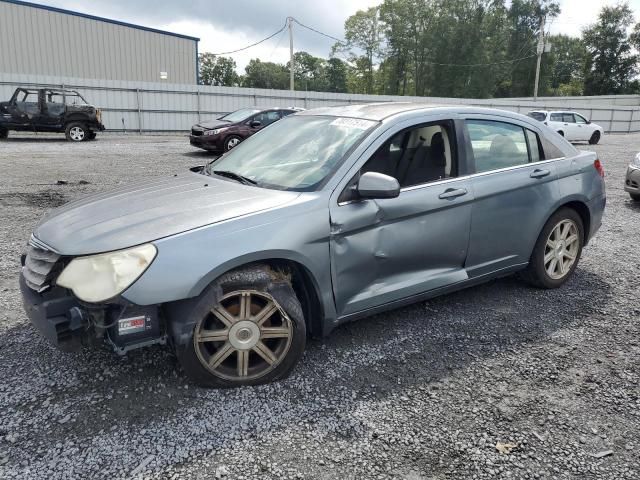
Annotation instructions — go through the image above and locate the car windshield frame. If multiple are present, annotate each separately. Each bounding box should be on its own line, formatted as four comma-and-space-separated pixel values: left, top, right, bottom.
205, 115, 379, 192
219, 108, 262, 123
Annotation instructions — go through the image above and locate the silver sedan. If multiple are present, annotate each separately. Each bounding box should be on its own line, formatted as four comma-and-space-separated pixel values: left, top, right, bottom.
625, 153, 640, 201
20, 103, 606, 387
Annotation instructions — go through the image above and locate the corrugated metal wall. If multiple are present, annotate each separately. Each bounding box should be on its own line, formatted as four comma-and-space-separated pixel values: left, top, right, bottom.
1, 73, 639, 134
0, 0, 197, 84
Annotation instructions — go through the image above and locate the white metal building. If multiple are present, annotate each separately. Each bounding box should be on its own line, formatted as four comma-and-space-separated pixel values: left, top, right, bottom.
0, 0, 200, 84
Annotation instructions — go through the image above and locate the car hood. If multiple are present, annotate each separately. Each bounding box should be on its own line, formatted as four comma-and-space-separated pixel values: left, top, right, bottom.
196, 119, 230, 130
34, 173, 300, 255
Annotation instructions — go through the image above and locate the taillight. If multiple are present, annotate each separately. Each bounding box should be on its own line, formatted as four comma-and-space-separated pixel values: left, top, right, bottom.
594, 159, 604, 178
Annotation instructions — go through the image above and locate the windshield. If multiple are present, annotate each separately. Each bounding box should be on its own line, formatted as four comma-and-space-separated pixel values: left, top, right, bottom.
208, 115, 378, 191
220, 108, 261, 123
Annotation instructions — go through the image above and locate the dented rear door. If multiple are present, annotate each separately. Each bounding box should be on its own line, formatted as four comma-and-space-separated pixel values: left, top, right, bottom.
329, 178, 474, 317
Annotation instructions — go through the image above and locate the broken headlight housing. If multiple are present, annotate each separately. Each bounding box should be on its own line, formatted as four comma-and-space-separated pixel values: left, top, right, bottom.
57, 244, 157, 303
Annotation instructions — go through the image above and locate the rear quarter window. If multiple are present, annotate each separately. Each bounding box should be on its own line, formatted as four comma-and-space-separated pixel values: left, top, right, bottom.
528, 112, 546, 122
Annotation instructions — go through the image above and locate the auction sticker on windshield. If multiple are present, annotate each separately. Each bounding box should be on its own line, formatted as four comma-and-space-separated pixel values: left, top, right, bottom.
330, 118, 376, 130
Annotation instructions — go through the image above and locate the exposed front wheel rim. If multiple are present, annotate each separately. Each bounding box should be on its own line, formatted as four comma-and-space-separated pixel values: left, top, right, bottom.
544, 219, 580, 280
193, 290, 293, 381
69, 126, 85, 141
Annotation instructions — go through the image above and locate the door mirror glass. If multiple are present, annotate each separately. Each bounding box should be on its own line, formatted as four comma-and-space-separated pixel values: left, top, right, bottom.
357, 172, 400, 199
249, 120, 262, 128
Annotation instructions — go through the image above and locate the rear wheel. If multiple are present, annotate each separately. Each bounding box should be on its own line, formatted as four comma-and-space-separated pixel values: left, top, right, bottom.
65, 122, 87, 142
0, 128, 7, 140
177, 265, 306, 388
521, 208, 584, 289
589, 131, 601, 145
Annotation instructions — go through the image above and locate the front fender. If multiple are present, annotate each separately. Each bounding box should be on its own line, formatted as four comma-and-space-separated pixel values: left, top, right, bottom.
121, 195, 335, 320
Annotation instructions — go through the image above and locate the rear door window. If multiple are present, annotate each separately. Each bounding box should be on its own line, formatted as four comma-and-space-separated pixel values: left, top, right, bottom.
466, 120, 529, 173
253, 110, 281, 126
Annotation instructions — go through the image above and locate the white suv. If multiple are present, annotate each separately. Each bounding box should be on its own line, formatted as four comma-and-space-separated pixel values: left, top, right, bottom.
528, 110, 603, 144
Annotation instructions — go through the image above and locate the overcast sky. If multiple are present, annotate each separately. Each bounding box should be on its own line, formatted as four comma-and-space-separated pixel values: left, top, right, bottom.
36, 0, 640, 71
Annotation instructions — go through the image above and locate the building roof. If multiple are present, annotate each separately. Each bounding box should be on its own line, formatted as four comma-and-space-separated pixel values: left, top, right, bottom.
2, 0, 200, 42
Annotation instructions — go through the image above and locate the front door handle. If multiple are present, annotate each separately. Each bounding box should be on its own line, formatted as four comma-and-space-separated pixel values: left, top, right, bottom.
530, 169, 551, 179
439, 188, 467, 199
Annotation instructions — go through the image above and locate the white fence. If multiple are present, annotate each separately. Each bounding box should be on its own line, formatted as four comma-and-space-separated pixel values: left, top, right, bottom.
2, 72, 639, 133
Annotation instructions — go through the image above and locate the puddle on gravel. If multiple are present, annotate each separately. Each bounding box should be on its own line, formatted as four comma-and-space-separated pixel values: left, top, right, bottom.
0, 190, 67, 208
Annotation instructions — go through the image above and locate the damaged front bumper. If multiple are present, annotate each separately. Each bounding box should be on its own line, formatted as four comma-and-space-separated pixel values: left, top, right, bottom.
19, 272, 165, 354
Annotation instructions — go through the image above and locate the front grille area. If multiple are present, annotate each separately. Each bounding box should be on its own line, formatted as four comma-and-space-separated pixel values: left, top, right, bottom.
23, 245, 62, 292
191, 128, 204, 136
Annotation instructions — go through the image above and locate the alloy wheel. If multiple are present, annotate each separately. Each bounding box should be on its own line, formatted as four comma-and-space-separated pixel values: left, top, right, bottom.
193, 290, 293, 381
69, 126, 85, 141
226, 137, 240, 149
544, 219, 580, 280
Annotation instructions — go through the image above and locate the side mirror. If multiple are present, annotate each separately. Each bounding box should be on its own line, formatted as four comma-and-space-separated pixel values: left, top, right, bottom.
357, 172, 400, 199
249, 120, 262, 128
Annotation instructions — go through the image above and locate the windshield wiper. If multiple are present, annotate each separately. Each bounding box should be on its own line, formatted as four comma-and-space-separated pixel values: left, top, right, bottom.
212, 170, 258, 186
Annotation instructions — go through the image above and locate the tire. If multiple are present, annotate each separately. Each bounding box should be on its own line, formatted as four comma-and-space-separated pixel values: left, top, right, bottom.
224, 135, 243, 152
521, 208, 584, 289
177, 264, 306, 388
0, 128, 7, 140
630, 193, 640, 202
589, 131, 601, 145
65, 122, 88, 142
557, 130, 564, 137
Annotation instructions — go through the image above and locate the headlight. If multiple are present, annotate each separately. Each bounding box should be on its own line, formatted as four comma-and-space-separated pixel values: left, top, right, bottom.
631, 153, 640, 168
57, 244, 157, 303
204, 127, 228, 136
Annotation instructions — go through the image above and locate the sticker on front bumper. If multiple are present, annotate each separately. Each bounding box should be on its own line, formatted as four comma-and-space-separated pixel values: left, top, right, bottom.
118, 316, 148, 335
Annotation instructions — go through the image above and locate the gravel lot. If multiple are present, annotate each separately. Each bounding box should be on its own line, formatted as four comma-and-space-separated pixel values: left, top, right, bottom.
0, 132, 638, 480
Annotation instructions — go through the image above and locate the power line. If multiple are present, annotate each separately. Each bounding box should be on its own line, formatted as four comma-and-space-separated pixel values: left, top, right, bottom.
291, 18, 347, 46
267, 27, 288, 61
209, 20, 288, 55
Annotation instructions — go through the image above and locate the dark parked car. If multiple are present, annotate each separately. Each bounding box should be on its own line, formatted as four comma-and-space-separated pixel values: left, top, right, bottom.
0, 87, 104, 141
190, 107, 303, 152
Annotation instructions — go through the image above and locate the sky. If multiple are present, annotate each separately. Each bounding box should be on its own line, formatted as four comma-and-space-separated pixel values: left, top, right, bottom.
35, 0, 640, 72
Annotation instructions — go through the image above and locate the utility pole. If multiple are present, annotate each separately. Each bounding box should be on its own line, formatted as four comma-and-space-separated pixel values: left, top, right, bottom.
533, 15, 545, 101
288, 17, 294, 91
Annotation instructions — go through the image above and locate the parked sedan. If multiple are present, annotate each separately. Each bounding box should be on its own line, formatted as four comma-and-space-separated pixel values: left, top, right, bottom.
528, 110, 603, 144
20, 103, 606, 388
189, 107, 303, 152
625, 152, 640, 201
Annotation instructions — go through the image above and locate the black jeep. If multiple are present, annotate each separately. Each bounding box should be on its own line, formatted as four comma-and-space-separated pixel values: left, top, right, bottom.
0, 87, 105, 141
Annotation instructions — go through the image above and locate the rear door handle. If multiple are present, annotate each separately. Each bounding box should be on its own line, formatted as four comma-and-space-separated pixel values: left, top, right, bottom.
439, 188, 467, 199
530, 169, 551, 179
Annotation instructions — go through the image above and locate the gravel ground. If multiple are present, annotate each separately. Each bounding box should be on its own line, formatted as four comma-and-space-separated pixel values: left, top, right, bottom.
0, 132, 638, 480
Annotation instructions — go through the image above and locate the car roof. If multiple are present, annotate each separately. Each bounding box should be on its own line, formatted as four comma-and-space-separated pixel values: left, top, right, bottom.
298, 102, 541, 122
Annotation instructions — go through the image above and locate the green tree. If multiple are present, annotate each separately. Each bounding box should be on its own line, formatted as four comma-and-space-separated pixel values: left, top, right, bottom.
290, 51, 329, 91
326, 57, 349, 92
242, 59, 289, 89
544, 34, 587, 95
504, 0, 559, 97
198, 53, 239, 86
334, 6, 381, 93
583, 3, 638, 95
